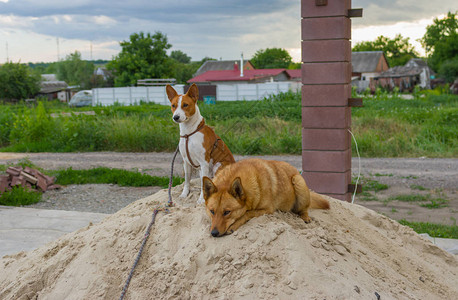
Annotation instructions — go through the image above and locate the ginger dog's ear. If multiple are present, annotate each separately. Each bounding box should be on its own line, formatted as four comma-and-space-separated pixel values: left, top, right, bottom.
229, 177, 245, 202
186, 83, 199, 103
166, 84, 178, 102
203, 176, 217, 201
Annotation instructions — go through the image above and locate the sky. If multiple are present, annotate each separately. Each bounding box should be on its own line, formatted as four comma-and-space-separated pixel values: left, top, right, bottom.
0, 0, 456, 64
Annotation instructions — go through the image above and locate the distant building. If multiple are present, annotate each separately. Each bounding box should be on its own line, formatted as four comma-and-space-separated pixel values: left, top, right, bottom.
94, 67, 112, 81
38, 74, 70, 101
371, 58, 435, 92
351, 51, 389, 92
194, 60, 255, 77
188, 64, 296, 85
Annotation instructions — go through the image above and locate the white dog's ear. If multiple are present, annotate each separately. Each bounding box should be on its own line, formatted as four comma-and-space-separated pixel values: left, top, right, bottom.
186, 83, 199, 103
203, 176, 217, 200
166, 84, 177, 102
229, 177, 245, 201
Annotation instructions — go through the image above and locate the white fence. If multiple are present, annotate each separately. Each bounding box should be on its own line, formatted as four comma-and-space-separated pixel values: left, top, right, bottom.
92, 82, 299, 106
92, 85, 185, 106
217, 82, 299, 101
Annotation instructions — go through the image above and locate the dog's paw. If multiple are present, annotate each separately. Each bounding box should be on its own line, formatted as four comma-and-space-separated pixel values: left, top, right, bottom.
196, 196, 205, 205
180, 189, 190, 198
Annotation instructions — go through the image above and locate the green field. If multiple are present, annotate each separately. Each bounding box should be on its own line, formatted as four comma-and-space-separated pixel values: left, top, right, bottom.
0, 90, 457, 157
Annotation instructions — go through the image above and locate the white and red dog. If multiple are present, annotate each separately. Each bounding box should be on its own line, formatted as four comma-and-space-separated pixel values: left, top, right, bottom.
166, 83, 235, 204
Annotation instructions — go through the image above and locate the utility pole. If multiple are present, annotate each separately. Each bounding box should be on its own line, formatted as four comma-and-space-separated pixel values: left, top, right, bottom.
56, 37, 60, 61
6, 42, 9, 62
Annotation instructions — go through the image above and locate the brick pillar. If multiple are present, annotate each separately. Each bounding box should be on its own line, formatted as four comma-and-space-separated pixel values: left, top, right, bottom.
301, 0, 358, 202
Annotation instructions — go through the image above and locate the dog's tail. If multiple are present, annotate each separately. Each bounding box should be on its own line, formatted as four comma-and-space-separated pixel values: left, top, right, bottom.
309, 191, 330, 210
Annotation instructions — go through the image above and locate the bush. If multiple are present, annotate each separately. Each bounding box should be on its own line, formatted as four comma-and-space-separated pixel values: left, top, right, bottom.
439, 57, 458, 83
0, 187, 42, 206
0, 62, 41, 101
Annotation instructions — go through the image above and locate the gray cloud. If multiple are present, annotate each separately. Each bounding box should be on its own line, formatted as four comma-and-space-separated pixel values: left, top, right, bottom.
353, 0, 457, 27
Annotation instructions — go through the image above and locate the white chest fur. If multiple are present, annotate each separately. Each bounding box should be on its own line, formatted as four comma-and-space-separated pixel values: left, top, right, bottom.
179, 131, 206, 168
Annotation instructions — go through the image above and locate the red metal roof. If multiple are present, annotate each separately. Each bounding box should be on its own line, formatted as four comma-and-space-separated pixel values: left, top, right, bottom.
188, 68, 289, 83
285, 69, 301, 79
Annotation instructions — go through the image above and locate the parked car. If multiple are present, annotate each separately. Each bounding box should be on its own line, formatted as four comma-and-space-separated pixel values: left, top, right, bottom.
68, 90, 92, 107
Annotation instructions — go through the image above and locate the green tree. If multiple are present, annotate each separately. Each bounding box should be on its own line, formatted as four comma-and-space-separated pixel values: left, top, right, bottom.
170, 50, 191, 64
56, 51, 94, 89
352, 34, 419, 67
421, 11, 458, 73
107, 31, 173, 87
251, 48, 293, 69
438, 57, 458, 83
0, 62, 41, 101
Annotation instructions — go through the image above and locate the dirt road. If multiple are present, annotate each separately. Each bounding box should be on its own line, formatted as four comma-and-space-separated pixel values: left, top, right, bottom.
1, 152, 457, 225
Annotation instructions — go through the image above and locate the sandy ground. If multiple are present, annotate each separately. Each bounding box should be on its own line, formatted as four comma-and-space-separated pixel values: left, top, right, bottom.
0, 180, 457, 299
0, 152, 457, 225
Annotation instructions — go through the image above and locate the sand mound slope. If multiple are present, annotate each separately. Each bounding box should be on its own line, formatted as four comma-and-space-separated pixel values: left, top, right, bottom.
1, 183, 457, 300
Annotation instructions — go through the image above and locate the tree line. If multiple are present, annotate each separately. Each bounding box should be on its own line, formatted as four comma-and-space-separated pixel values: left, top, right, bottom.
0, 11, 456, 101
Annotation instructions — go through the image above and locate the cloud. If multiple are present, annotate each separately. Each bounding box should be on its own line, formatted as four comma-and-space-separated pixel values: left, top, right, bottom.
0, 0, 456, 62
353, 0, 457, 27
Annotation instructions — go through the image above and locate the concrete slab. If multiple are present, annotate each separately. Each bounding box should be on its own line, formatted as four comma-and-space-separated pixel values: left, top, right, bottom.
0, 206, 108, 257
420, 233, 458, 255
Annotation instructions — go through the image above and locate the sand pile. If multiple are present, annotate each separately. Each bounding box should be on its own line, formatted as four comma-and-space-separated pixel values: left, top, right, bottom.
1, 181, 457, 300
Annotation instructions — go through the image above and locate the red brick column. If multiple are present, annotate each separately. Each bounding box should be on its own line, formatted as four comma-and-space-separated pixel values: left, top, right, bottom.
301, 0, 353, 202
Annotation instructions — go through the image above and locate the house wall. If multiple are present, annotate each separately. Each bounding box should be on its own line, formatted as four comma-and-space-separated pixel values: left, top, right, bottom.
376, 56, 389, 72
244, 62, 255, 70
352, 72, 378, 93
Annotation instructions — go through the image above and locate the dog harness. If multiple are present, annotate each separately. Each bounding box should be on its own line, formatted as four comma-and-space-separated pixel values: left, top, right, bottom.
180, 119, 206, 169
180, 119, 234, 169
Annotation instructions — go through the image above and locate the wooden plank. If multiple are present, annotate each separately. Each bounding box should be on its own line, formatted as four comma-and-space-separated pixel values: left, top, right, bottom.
20, 171, 38, 185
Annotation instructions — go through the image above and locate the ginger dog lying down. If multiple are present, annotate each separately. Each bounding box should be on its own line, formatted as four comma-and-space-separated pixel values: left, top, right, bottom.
203, 158, 330, 237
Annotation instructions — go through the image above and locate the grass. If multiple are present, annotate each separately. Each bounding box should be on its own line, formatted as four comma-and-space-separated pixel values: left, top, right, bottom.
0, 186, 42, 206
410, 184, 427, 191
355, 176, 389, 201
388, 194, 431, 202
1, 92, 457, 157
387, 194, 449, 209
0, 161, 184, 206
419, 197, 449, 209
52, 167, 183, 188
398, 219, 458, 239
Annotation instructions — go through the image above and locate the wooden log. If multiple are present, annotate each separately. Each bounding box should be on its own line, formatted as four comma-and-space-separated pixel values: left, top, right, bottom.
20, 171, 38, 185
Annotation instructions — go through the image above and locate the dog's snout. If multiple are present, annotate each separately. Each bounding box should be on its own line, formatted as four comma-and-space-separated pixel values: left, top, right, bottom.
211, 228, 220, 237
173, 115, 180, 121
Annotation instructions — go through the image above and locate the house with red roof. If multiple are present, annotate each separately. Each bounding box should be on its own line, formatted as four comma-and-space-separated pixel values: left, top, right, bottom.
188, 63, 299, 85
